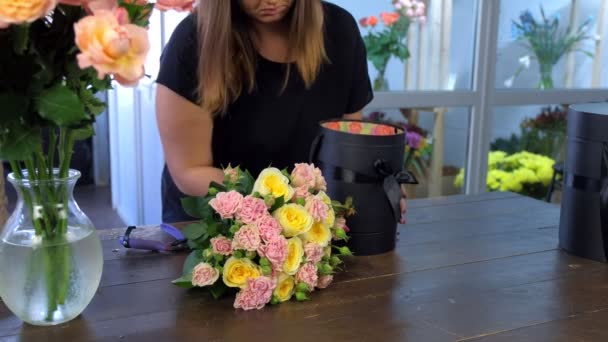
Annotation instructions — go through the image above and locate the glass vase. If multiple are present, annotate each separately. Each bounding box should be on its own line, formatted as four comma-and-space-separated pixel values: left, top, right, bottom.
538, 63, 555, 89
373, 71, 390, 91
0, 169, 103, 326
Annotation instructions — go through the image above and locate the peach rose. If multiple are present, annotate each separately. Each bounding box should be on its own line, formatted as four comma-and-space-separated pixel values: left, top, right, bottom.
74, 9, 149, 86
192, 262, 219, 287
291, 163, 316, 189
305, 195, 328, 223
155, 0, 194, 12
0, 0, 57, 25
381, 12, 400, 26
317, 275, 333, 289
210, 235, 232, 256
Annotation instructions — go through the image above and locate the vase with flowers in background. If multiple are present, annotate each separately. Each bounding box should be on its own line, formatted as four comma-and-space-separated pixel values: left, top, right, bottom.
505, 5, 595, 89
0, 0, 192, 326
359, 0, 426, 91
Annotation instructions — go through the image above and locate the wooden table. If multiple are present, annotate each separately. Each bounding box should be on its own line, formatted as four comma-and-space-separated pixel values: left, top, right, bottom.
2, 192, 608, 341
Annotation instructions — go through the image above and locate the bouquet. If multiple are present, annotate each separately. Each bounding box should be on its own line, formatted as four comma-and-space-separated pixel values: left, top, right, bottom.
358, 0, 426, 91
172, 164, 355, 311
505, 5, 595, 89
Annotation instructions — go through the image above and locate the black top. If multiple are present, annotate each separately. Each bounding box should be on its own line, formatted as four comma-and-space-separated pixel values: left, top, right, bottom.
156, 2, 373, 222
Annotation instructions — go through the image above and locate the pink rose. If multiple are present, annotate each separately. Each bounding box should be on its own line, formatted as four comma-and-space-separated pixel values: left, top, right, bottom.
233, 276, 276, 311
304, 242, 324, 264
291, 163, 316, 189
258, 236, 288, 269
224, 165, 240, 183
305, 195, 328, 222
236, 196, 268, 224
155, 0, 194, 11
313, 167, 327, 192
210, 235, 232, 256
293, 185, 310, 200
295, 263, 318, 289
191, 262, 219, 287
317, 275, 334, 289
256, 214, 282, 243
232, 225, 261, 252
335, 216, 350, 233
209, 190, 243, 219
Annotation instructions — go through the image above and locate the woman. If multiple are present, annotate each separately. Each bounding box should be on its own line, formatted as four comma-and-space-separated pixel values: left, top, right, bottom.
156, 0, 406, 223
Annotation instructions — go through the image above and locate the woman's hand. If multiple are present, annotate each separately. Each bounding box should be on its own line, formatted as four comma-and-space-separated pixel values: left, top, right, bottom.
400, 184, 408, 224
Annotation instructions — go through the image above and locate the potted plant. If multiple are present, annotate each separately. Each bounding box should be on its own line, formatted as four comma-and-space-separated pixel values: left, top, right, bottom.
0, 0, 192, 326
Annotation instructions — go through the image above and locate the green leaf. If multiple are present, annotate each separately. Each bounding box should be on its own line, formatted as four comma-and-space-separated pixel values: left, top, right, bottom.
90, 74, 112, 91
72, 125, 94, 141
209, 280, 228, 299
172, 274, 194, 289
269, 196, 285, 212
0, 123, 41, 161
296, 198, 305, 206
209, 181, 227, 192
236, 170, 255, 194
181, 196, 212, 219
80, 89, 107, 116
183, 222, 208, 240
36, 84, 88, 126
183, 250, 202, 275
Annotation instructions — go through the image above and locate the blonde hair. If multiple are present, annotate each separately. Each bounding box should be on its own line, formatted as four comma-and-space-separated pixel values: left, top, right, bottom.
196, 0, 326, 115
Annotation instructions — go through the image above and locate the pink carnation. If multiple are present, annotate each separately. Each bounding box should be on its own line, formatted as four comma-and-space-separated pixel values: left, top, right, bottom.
304, 242, 324, 264
257, 214, 282, 243
192, 262, 220, 287
317, 275, 334, 289
233, 276, 276, 311
305, 195, 328, 222
232, 225, 261, 252
313, 167, 327, 192
258, 236, 288, 270
291, 163, 316, 189
237, 196, 268, 225
295, 263, 319, 289
209, 191, 243, 219
210, 235, 232, 256
293, 185, 310, 200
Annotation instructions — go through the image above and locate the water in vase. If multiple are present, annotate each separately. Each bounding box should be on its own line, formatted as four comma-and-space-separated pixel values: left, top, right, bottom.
0, 226, 103, 325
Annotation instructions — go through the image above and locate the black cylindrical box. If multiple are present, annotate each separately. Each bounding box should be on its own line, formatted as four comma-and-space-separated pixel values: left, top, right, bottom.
310, 120, 411, 256
559, 102, 608, 262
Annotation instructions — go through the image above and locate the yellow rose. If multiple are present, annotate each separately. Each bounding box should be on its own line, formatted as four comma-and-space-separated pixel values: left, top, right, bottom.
253, 168, 294, 200
324, 245, 332, 258
274, 204, 313, 237
301, 221, 332, 247
324, 206, 335, 227
317, 191, 332, 205
273, 272, 295, 302
0, 0, 56, 25
222, 257, 261, 288
283, 237, 304, 275
74, 10, 150, 86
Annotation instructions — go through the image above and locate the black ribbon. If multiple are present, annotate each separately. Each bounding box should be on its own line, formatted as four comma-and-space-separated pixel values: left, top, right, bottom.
317, 160, 417, 223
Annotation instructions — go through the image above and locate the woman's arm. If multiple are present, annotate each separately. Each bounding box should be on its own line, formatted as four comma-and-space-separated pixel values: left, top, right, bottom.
156, 84, 225, 196
343, 111, 363, 120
